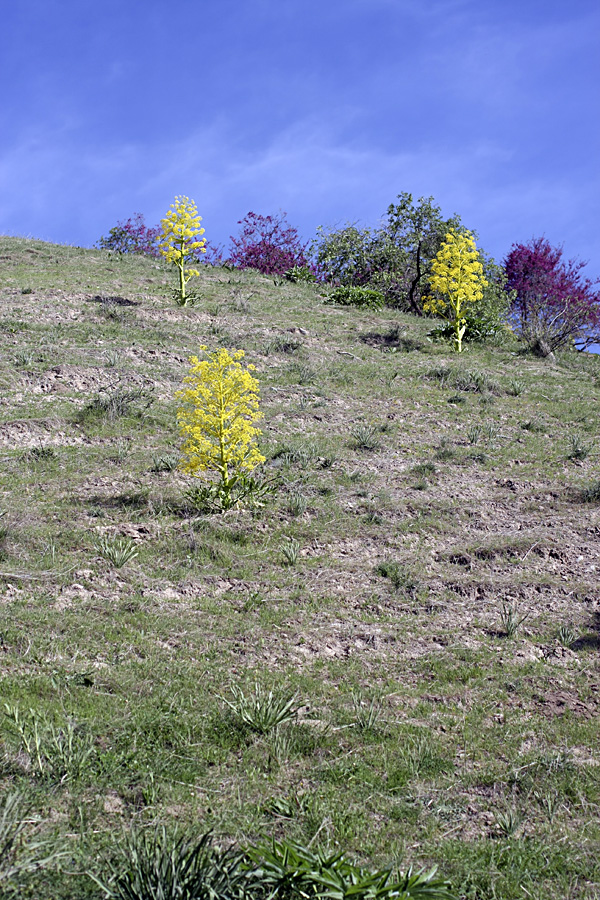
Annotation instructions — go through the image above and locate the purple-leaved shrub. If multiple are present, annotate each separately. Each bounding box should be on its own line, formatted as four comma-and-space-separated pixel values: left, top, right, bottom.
228, 212, 314, 276
504, 237, 600, 355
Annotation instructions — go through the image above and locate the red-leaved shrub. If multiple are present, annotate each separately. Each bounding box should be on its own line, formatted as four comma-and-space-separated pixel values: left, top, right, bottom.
504, 237, 600, 354
228, 212, 313, 275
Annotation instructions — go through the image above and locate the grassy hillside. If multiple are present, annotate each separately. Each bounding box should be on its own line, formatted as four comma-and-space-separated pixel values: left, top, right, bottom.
1, 235, 599, 899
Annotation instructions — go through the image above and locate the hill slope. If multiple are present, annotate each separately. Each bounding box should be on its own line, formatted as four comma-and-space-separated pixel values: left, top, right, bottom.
1, 236, 599, 899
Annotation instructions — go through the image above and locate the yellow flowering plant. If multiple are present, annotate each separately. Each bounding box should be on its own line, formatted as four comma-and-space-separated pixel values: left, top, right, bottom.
158, 196, 206, 305
423, 230, 488, 353
175, 347, 267, 511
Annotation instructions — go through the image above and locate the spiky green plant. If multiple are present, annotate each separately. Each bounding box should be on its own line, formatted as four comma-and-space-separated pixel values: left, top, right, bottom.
220, 684, 299, 735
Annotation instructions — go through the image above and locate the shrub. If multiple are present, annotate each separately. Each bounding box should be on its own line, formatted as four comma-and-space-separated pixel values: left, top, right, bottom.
96, 213, 160, 257
284, 265, 316, 283
326, 285, 384, 309
228, 212, 313, 276
504, 236, 600, 355
313, 193, 463, 313
311, 223, 381, 287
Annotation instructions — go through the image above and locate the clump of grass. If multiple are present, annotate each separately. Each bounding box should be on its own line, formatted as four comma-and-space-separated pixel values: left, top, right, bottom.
499, 601, 529, 638
242, 590, 265, 612
24, 446, 56, 462
0, 511, 8, 554
0, 792, 64, 890
393, 733, 450, 780
92, 828, 248, 900
435, 437, 457, 461
220, 684, 300, 735
535, 790, 560, 823
0, 319, 28, 334
481, 422, 499, 441
287, 492, 307, 517
494, 807, 522, 837
265, 336, 303, 354
410, 461, 437, 477
289, 362, 316, 384
280, 537, 300, 566
349, 423, 381, 451
80, 386, 154, 422
13, 350, 35, 368
102, 349, 121, 368
507, 378, 524, 396
272, 442, 318, 468
375, 560, 420, 596
456, 370, 501, 395
151, 452, 180, 473
581, 480, 600, 502
95, 535, 139, 568
556, 624, 578, 647
468, 450, 488, 464
521, 418, 546, 433
427, 366, 500, 395
266, 724, 297, 766
109, 438, 130, 464
467, 425, 482, 445
567, 433, 593, 461
3, 705, 95, 783
426, 365, 452, 387
409, 461, 437, 490
352, 690, 384, 732
362, 503, 383, 525
384, 326, 423, 352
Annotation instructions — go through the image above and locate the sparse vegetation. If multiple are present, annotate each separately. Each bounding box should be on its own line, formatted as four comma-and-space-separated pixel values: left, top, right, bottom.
0, 235, 599, 900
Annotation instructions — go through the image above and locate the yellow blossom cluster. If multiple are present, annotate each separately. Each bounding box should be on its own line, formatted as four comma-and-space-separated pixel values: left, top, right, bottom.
158, 196, 206, 305
424, 229, 488, 352
175, 347, 265, 502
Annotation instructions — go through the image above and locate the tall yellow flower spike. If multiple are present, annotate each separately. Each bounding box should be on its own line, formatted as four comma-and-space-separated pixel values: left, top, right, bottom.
158, 195, 206, 305
424, 230, 488, 352
175, 347, 265, 508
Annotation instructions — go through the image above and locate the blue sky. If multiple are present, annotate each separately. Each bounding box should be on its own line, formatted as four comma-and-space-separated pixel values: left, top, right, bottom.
1, 0, 599, 278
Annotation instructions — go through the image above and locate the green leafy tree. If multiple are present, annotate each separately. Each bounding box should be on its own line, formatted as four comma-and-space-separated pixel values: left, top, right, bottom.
175, 346, 265, 510
158, 196, 206, 305
468, 252, 514, 342
312, 193, 462, 313
382, 193, 462, 313
312, 224, 381, 287
423, 230, 488, 352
